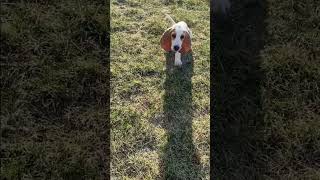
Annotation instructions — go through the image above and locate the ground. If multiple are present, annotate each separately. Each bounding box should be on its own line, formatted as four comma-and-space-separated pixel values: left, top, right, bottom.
111, 0, 210, 179
212, 0, 320, 179
1, 0, 319, 179
1, 1, 109, 179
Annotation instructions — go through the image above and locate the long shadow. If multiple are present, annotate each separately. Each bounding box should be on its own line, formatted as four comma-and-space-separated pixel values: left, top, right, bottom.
211, 0, 268, 179
160, 52, 203, 179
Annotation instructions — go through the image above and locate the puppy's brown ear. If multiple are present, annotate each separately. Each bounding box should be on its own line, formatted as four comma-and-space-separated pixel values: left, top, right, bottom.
160, 27, 173, 52
180, 32, 192, 54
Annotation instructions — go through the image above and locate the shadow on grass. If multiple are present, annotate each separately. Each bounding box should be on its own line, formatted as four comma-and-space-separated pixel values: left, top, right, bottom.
160, 52, 203, 179
211, 0, 267, 179
0, 1, 109, 179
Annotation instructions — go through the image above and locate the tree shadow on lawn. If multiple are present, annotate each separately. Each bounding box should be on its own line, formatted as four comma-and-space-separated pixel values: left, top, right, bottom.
160, 52, 203, 179
211, 0, 268, 179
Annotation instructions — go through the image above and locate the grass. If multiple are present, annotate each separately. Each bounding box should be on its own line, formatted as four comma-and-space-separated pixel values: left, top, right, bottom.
1, 0, 319, 179
1, 0, 109, 179
212, 0, 320, 179
110, 0, 210, 179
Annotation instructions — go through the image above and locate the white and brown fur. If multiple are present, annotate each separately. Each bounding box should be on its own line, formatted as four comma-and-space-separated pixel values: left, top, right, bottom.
160, 14, 192, 66
160, 0, 230, 65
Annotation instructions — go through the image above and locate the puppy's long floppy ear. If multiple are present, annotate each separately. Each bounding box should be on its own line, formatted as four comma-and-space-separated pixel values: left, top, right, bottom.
160, 27, 173, 52
180, 31, 192, 54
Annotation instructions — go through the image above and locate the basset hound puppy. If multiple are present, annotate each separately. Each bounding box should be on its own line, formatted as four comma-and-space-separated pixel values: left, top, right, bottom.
160, 14, 192, 66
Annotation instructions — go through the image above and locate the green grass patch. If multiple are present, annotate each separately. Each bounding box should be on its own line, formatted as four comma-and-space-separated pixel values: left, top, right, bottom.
1, 1, 109, 179
213, 0, 320, 179
111, 0, 210, 179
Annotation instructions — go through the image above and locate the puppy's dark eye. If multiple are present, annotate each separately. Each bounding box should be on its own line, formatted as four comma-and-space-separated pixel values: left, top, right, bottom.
172, 34, 176, 38
180, 35, 184, 39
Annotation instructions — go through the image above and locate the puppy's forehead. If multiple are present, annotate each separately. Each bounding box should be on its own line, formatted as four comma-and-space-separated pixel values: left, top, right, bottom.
173, 24, 183, 32
172, 25, 185, 37
172, 22, 189, 35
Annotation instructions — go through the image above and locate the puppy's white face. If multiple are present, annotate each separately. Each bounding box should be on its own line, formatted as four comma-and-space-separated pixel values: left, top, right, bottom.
171, 26, 185, 52
160, 21, 192, 54
170, 22, 190, 52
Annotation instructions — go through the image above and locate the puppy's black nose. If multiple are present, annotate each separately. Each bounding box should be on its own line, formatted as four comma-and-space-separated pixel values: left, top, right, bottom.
173, 45, 180, 51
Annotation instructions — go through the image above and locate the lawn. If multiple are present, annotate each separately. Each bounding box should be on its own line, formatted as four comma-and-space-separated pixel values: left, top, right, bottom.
110, 0, 210, 179
1, 0, 319, 179
1, 1, 109, 179
212, 0, 320, 179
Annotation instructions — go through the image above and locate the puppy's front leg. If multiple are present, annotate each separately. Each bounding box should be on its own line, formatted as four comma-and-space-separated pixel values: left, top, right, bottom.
174, 52, 182, 66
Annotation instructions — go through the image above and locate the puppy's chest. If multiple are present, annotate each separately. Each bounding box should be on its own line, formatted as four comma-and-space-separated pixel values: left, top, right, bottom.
165, 51, 193, 65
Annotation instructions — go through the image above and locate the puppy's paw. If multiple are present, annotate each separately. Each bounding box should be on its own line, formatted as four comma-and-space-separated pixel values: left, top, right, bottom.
174, 59, 182, 66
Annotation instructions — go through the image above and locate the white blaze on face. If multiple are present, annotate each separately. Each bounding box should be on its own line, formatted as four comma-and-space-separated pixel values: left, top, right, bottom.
171, 22, 188, 52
